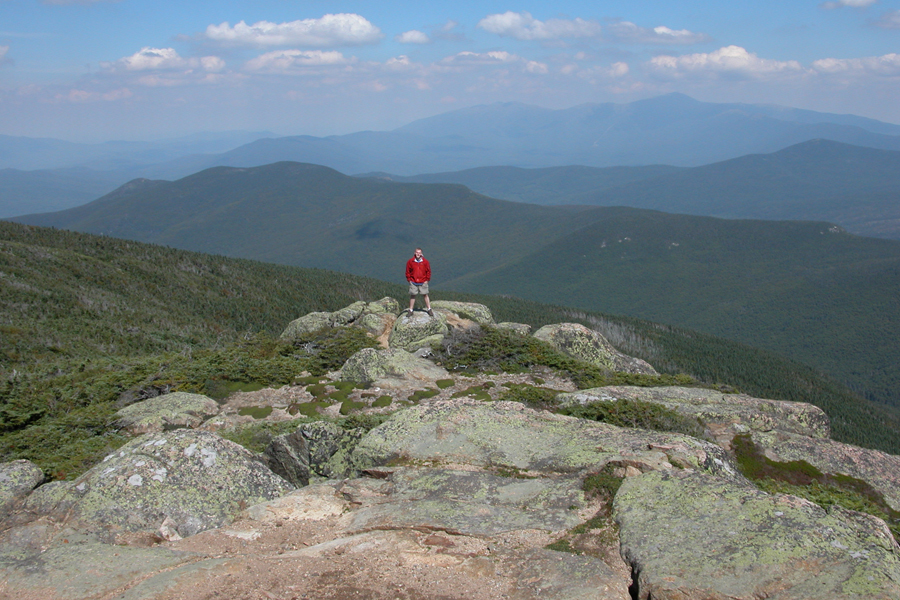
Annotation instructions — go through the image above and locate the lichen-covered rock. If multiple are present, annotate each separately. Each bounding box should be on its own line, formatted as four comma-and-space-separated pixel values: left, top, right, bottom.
300, 421, 367, 478
361, 296, 400, 315
280, 311, 332, 341
114, 391, 221, 434
496, 322, 532, 335
750, 430, 900, 513
615, 469, 900, 600
280, 298, 401, 342
556, 386, 830, 449
340, 347, 450, 389
265, 429, 310, 488
56, 430, 292, 537
332, 300, 367, 325
265, 421, 367, 483
352, 399, 741, 482
356, 312, 397, 348
0, 530, 199, 600
431, 301, 495, 325
0, 460, 44, 519
344, 467, 586, 536
533, 323, 658, 375
388, 310, 449, 351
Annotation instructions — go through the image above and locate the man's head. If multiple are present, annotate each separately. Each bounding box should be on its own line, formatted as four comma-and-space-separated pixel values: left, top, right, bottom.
414, 248, 423, 259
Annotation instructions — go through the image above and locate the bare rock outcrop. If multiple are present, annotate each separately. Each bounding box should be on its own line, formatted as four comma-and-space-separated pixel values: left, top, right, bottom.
114, 391, 220, 434
616, 469, 900, 600
42, 429, 292, 537
557, 385, 830, 449
533, 322, 658, 375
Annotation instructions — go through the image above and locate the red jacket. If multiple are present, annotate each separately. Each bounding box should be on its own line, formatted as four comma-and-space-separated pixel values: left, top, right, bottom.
406, 257, 431, 283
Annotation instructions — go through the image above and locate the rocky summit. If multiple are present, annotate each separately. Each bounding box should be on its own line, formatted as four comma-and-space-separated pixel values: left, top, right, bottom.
1, 299, 899, 600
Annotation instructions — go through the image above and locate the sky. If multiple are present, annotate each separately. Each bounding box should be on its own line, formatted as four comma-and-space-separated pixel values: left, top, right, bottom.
1, 0, 899, 142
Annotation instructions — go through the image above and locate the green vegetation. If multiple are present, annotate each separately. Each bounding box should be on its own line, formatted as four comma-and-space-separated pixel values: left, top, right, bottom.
547, 464, 624, 555
14, 157, 900, 417
2, 221, 900, 481
733, 434, 900, 541
559, 400, 706, 439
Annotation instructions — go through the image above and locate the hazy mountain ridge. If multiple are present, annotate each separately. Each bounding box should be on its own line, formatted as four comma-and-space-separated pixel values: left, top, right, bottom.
4, 94, 900, 220
377, 140, 900, 239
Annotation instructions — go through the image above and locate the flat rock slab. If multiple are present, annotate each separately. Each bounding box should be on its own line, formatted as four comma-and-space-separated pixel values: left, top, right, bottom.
557, 386, 830, 447
0, 531, 198, 600
352, 399, 740, 482
52, 429, 292, 537
615, 469, 900, 600
343, 467, 587, 535
752, 430, 900, 513
114, 391, 220, 434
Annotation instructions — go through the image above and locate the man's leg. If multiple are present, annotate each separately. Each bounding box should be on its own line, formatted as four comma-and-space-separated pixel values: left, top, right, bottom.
424, 294, 433, 316
408, 295, 415, 314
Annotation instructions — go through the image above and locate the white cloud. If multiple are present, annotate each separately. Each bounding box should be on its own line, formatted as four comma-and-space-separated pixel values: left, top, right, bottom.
205, 14, 382, 47
107, 47, 223, 72
607, 21, 710, 45
812, 53, 900, 76
874, 10, 900, 28
477, 11, 602, 41
0, 45, 9, 65
649, 46, 804, 78
244, 50, 350, 72
396, 30, 429, 44
822, 0, 878, 8
438, 51, 549, 75
60, 87, 132, 102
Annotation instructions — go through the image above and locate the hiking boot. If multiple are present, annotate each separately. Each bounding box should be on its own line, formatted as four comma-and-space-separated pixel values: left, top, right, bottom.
407, 309, 414, 317
427, 308, 434, 317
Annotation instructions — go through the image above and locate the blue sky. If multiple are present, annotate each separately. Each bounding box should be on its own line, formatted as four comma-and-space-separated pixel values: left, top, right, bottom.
1, 0, 899, 141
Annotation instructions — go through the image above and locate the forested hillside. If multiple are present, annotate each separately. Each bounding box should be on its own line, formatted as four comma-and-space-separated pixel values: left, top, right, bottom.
2, 221, 899, 482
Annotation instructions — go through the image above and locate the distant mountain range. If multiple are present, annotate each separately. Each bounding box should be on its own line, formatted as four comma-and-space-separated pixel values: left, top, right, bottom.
3, 93, 900, 218
375, 140, 900, 239
11, 161, 900, 410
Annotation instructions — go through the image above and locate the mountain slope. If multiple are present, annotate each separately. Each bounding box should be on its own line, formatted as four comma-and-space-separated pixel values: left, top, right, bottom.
10, 162, 592, 284
445, 207, 900, 407
2, 219, 898, 457
367, 164, 683, 205
388, 140, 900, 239
11, 163, 900, 412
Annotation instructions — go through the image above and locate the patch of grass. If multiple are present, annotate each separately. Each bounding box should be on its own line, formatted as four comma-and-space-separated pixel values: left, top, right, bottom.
220, 418, 308, 454
547, 464, 624, 555
338, 412, 391, 432
496, 383, 562, 408
408, 388, 440, 402
545, 538, 578, 554
372, 395, 393, 408
237, 405, 273, 419
306, 384, 328, 398
733, 434, 900, 541
339, 400, 366, 415
436, 379, 455, 389
559, 399, 706, 438
289, 401, 329, 417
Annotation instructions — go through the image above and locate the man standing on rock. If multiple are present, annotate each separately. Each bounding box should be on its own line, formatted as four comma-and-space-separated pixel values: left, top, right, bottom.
406, 247, 434, 317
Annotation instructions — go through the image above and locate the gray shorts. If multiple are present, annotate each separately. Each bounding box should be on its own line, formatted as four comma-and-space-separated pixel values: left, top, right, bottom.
408, 281, 429, 296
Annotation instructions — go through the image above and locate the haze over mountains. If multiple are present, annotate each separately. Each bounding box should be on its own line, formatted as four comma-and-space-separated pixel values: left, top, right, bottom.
379, 140, 900, 240
3, 93, 900, 219
13, 161, 900, 411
